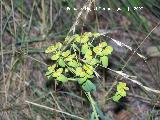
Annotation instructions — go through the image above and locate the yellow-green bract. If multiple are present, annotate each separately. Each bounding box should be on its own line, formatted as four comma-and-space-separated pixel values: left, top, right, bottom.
113, 82, 129, 102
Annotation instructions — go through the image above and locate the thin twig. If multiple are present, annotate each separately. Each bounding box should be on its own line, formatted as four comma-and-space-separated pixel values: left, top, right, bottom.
25, 100, 85, 120
50, 92, 66, 119
0, 0, 7, 103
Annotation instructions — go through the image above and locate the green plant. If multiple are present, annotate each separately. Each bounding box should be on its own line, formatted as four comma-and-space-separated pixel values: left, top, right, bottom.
45, 32, 113, 90
112, 82, 129, 102
45, 32, 114, 119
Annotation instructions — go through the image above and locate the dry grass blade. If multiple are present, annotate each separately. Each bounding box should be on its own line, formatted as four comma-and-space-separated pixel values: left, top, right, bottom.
25, 100, 85, 120
108, 68, 160, 94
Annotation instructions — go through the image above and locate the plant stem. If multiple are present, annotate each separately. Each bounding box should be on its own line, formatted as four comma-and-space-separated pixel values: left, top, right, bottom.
85, 92, 99, 120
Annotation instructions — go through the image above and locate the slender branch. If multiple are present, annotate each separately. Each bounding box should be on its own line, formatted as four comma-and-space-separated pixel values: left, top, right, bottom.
25, 100, 85, 120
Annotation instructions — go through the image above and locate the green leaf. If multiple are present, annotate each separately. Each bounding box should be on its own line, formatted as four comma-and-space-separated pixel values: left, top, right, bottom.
84, 32, 92, 37
86, 50, 92, 55
47, 64, 56, 71
81, 35, 89, 43
102, 46, 113, 55
75, 67, 86, 77
68, 60, 78, 67
99, 42, 107, 48
78, 77, 87, 85
45, 45, 57, 53
79, 72, 86, 78
58, 58, 65, 67
93, 46, 103, 56
100, 56, 108, 68
52, 68, 63, 77
112, 93, 122, 102
45, 70, 53, 76
82, 80, 96, 92
51, 52, 60, 60
46, 65, 57, 79
85, 55, 93, 62
65, 54, 76, 61
62, 50, 71, 57
93, 46, 102, 53
74, 34, 81, 42
57, 75, 68, 83
117, 82, 129, 91
75, 67, 82, 75
83, 64, 94, 75
45, 42, 63, 54
81, 43, 89, 54
55, 42, 62, 49
84, 50, 93, 62
119, 90, 126, 97
116, 82, 129, 97
88, 58, 98, 66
